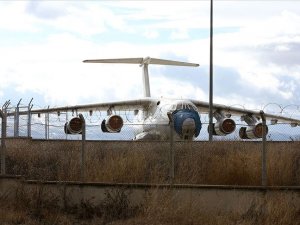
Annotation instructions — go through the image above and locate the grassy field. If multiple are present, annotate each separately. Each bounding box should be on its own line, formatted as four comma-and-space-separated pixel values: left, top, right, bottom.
5, 140, 300, 186
1, 140, 300, 224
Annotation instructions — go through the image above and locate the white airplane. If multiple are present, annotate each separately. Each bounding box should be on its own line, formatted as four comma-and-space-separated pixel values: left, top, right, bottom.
22, 57, 300, 141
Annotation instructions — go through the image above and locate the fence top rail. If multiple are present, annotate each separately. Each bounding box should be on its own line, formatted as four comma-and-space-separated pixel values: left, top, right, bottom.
1, 177, 299, 191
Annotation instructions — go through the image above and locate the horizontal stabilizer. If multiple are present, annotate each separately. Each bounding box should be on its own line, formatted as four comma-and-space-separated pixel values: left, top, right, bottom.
83, 57, 199, 67
83, 58, 143, 64
148, 58, 199, 67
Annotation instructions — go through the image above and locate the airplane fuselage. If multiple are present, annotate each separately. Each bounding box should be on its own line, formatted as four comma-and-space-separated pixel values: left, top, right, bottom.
133, 98, 202, 141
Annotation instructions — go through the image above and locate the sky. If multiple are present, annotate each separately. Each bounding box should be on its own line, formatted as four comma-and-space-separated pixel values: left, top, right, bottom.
1, 0, 300, 116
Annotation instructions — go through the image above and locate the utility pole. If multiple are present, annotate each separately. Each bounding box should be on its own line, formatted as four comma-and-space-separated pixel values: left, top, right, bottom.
208, 0, 214, 141
260, 111, 267, 186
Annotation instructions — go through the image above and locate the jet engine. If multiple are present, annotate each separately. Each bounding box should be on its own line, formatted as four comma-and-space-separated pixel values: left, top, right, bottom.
64, 117, 83, 134
239, 123, 268, 139
101, 115, 124, 133
210, 118, 236, 136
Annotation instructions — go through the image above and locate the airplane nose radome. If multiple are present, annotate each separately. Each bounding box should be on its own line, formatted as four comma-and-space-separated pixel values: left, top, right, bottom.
182, 118, 196, 140
172, 109, 202, 140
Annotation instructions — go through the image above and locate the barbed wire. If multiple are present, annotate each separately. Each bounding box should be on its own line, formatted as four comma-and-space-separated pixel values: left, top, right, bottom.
2, 99, 300, 141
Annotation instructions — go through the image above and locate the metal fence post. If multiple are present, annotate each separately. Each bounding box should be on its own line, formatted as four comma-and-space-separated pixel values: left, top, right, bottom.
0, 109, 7, 175
79, 114, 86, 182
27, 98, 33, 138
14, 99, 22, 137
65, 111, 68, 140
45, 106, 50, 139
167, 112, 175, 184
260, 110, 267, 186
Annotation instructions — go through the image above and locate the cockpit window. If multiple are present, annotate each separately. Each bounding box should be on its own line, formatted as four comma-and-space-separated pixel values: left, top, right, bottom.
170, 104, 177, 110
175, 101, 197, 111
163, 101, 198, 112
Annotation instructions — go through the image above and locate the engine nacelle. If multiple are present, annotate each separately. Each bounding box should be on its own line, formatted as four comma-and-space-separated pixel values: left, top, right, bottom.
64, 117, 83, 134
101, 115, 123, 133
214, 118, 236, 135
208, 118, 236, 136
239, 123, 268, 139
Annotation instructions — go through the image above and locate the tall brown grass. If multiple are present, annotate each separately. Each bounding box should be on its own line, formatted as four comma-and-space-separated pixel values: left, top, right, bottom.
5, 140, 300, 186
0, 185, 299, 225
2, 139, 300, 224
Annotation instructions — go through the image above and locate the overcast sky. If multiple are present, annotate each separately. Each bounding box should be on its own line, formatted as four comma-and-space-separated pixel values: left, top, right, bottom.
1, 0, 300, 115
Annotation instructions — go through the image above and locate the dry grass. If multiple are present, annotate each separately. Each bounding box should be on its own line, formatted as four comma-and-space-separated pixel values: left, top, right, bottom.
174, 142, 261, 185
0, 186, 299, 225
5, 140, 300, 186
84, 148, 168, 183
2, 140, 300, 224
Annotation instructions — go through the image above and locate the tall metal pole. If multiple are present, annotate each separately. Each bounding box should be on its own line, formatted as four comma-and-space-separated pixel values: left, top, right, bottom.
208, 0, 214, 141
260, 111, 267, 186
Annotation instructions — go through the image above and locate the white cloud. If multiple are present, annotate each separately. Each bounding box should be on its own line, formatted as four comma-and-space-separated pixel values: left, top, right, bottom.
170, 29, 189, 40
151, 75, 206, 100
1, 0, 300, 110
0, 2, 38, 32
208, 7, 300, 105
143, 30, 159, 39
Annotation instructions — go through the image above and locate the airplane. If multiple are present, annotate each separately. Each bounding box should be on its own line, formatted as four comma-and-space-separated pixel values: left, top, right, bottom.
10, 57, 300, 141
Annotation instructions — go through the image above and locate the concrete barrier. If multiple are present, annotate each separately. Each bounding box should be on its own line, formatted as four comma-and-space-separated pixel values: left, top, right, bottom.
1, 175, 299, 215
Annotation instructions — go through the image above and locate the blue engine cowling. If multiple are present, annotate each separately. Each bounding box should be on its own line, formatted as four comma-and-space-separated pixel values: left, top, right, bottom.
172, 109, 202, 140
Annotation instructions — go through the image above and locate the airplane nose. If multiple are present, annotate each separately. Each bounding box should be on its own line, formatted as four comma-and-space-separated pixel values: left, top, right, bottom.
172, 109, 202, 140
182, 118, 196, 140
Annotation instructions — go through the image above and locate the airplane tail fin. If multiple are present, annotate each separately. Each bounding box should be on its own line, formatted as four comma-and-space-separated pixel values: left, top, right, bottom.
83, 57, 199, 97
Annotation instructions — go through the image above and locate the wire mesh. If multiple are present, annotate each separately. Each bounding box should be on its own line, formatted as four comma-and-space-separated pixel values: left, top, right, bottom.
1, 100, 300, 186
1, 108, 300, 141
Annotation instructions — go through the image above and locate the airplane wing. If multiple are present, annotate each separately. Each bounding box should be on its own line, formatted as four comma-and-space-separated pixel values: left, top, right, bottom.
8, 98, 300, 125
191, 100, 300, 125
5, 97, 299, 140
8, 98, 156, 116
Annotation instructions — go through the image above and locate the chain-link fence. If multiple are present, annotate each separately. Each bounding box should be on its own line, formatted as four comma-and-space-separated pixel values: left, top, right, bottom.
1, 99, 300, 186
1, 103, 300, 141
2, 138, 300, 186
